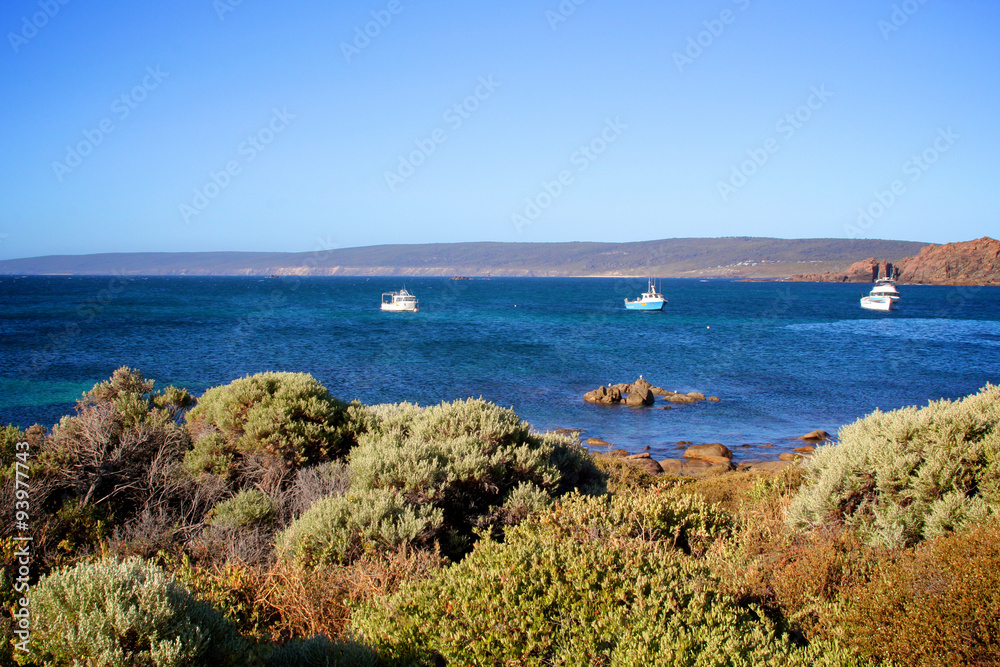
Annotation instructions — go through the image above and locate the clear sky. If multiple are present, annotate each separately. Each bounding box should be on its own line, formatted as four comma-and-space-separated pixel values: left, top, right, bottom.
1, 0, 997, 259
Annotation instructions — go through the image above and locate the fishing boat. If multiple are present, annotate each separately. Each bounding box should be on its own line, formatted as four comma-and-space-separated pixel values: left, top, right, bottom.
860, 278, 900, 311
624, 279, 666, 311
381, 288, 418, 312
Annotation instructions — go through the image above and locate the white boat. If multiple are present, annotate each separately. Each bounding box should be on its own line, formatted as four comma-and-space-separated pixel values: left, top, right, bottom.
625, 278, 666, 311
381, 288, 418, 312
860, 278, 900, 311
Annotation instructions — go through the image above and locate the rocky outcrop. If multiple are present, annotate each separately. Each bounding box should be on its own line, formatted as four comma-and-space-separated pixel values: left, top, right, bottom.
584, 377, 704, 407
895, 237, 1000, 285
787, 257, 900, 283
786, 237, 1000, 286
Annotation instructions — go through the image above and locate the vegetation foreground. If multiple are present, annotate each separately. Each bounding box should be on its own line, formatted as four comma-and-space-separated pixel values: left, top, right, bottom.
2, 368, 999, 666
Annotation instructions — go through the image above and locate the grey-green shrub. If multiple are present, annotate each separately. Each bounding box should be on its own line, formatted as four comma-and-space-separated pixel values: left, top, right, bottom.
209, 488, 275, 529
185, 372, 354, 474
346, 398, 602, 557
23, 556, 248, 667
276, 488, 443, 568
351, 489, 869, 667
788, 384, 1000, 548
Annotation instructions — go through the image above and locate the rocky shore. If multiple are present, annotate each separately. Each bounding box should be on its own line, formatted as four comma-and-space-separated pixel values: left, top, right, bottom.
578, 376, 831, 478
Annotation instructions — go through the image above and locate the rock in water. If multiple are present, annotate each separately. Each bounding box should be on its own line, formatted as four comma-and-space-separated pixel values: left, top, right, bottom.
800, 430, 830, 441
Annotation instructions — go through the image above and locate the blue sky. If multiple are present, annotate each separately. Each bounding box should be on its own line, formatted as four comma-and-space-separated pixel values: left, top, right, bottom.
1, 0, 997, 259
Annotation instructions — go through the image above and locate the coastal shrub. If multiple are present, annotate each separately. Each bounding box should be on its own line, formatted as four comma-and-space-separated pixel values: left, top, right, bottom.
46, 367, 190, 512
22, 556, 249, 667
263, 547, 444, 643
289, 460, 350, 517
351, 496, 869, 667
590, 451, 662, 491
209, 488, 275, 529
767, 526, 882, 641
839, 519, 1000, 667
347, 398, 602, 557
262, 636, 377, 667
530, 488, 731, 555
184, 372, 355, 480
787, 384, 1000, 548
275, 488, 443, 568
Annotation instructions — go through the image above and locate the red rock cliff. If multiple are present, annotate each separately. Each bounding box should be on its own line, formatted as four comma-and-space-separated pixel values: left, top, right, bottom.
895, 237, 1000, 285
788, 237, 1000, 285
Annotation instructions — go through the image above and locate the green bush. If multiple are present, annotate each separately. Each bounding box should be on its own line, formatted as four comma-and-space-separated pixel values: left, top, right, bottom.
351, 491, 868, 667
209, 489, 275, 529
347, 398, 602, 557
20, 556, 249, 667
185, 372, 355, 475
275, 488, 443, 568
787, 384, 1000, 548
839, 520, 1000, 667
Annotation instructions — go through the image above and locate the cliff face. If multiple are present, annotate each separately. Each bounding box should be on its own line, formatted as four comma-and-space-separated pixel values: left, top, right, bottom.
896, 237, 1000, 285
788, 237, 1000, 285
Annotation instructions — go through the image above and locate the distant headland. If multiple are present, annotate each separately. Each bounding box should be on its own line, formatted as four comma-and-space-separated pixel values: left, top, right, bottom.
785, 236, 1000, 286
0, 236, 997, 284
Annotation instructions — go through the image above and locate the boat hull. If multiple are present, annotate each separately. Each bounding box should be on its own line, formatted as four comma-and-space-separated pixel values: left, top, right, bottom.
624, 299, 665, 311
860, 296, 893, 311
381, 303, 418, 312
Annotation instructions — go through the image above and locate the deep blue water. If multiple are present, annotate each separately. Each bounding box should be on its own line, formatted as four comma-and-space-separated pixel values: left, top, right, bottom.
1, 275, 998, 462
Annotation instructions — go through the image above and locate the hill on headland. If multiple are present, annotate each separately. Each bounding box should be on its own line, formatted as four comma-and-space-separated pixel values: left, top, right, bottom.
0, 237, 929, 279
788, 237, 1000, 286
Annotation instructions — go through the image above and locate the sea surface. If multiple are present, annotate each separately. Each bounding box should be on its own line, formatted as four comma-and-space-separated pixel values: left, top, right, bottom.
1, 275, 998, 462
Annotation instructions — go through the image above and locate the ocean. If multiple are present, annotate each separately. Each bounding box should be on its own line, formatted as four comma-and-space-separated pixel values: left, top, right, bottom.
1, 275, 998, 462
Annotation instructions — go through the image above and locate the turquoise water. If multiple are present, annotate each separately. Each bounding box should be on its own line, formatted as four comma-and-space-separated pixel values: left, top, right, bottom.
1, 276, 998, 462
